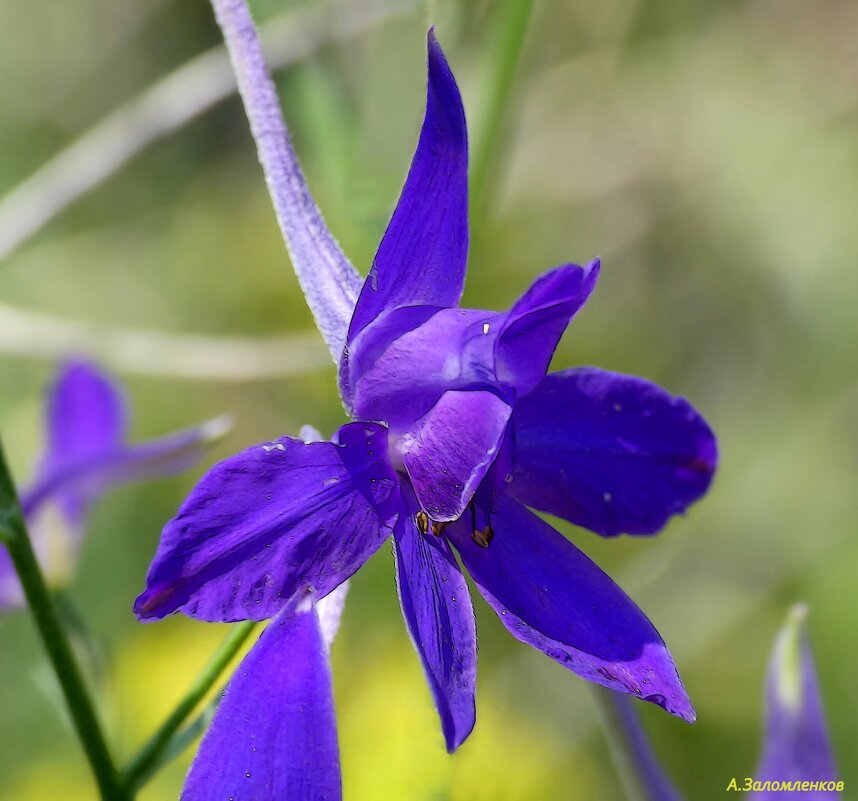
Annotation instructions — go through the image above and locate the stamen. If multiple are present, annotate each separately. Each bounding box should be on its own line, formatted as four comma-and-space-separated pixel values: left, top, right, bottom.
415, 511, 430, 535
471, 525, 494, 548
431, 521, 447, 537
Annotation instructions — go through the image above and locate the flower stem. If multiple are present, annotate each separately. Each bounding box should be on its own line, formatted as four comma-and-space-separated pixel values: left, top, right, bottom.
0, 442, 126, 801
590, 686, 684, 801
209, 0, 362, 360
120, 620, 257, 792
470, 0, 535, 217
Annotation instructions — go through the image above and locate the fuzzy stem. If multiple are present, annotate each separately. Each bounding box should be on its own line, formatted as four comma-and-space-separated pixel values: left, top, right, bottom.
0, 442, 126, 800
591, 686, 684, 801
120, 620, 257, 791
209, 0, 363, 360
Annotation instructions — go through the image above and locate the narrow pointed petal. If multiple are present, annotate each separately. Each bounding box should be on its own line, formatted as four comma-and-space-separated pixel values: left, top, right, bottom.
495, 261, 600, 396
396, 390, 511, 522
20, 416, 232, 520
33, 359, 126, 520
211, 0, 361, 361
346, 30, 468, 346
393, 484, 477, 751
135, 422, 399, 622
183, 603, 341, 801
752, 605, 840, 799
510, 368, 717, 536
448, 496, 695, 721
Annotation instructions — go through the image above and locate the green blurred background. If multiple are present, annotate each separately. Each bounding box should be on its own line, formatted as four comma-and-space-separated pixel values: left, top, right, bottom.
0, 0, 856, 797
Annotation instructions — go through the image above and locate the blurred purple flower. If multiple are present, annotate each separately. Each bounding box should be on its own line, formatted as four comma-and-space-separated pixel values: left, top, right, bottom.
137, 32, 717, 772
752, 605, 840, 799
0, 359, 229, 609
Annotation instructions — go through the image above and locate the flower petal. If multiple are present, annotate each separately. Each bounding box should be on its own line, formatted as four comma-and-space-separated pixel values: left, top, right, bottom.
183, 603, 341, 801
135, 422, 399, 622
348, 306, 497, 428
753, 605, 839, 798
510, 368, 717, 536
396, 390, 511, 522
494, 261, 599, 397
345, 30, 468, 345
448, 496, 695, 722
393, 483, 477, 751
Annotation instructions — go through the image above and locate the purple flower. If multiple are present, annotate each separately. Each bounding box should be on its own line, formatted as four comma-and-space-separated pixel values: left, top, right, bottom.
752, 605, 840, 799
0, 359, 229, 609
135, 27, 717, 798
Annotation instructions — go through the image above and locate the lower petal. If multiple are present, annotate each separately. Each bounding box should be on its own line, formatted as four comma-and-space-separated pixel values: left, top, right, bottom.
393, 485, 477, 751
448, 496, 695, 722
396, 390, 511, 522
510, 368, 717, 536
183, 603, 340, 801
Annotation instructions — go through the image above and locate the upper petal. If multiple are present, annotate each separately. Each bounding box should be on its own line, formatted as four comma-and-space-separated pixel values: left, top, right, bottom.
494, 261, 600, 397
393, 483, 477, 751
753, 606, 839, 798
448, 496, 695, 722
510, 368, 717, 536
395, 389, 511, 522
183, 602, 341, 801
344, 30, 468, 347
134, 422, 399, 622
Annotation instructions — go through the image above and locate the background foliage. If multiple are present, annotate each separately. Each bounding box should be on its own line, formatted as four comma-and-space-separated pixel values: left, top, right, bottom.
0, 0, 856, 797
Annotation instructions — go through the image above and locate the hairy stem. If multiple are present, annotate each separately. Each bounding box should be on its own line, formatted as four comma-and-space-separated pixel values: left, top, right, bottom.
0, 442, 126, 800
121, 620, 257, 791
591, 686, 684, 801
210, 0, 363, 360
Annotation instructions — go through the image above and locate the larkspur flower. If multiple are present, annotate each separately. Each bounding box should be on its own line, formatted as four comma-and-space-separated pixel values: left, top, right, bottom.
751, 605, 840, 799
0, 359, 228, 609
135, 21, 716, 798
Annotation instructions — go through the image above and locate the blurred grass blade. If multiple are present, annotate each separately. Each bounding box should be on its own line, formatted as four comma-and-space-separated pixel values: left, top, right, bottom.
121, 620, 257, 792
0, 0, 414, 264
0, 441, 126, 800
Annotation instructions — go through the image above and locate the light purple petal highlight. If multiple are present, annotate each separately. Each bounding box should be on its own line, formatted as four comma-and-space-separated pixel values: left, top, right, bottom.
449, 496, 695, 722
396, 390, 511, 522
495, 261, 600, 397
183, 603, 341, 801
135, 422, 399, 622
510, 368, 717, 536
348, 306, 497, 429
393, 483, 477, 752
211, 0, 361, 361
346, 30, 468, 346
752, 605, 840, 799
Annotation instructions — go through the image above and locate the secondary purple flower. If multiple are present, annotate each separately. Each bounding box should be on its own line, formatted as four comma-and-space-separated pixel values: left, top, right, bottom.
752, 605, 841, 799
0, 359, 228, 608
137, 28, 716, 775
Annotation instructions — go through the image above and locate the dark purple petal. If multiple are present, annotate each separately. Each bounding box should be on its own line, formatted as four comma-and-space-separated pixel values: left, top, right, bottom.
495, 261, 600, 396
510, 368, 717, 536
752, 606, 840, 799
135, 422, 399, 622
345, 30, 468, 348
396, 390, 511, 522
393, 483, 477, 751
183, 602, 341, 801
448, 496, 695, 721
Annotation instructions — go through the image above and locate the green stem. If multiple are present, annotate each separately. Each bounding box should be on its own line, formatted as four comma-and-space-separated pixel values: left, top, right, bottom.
121, 620, 257, 791
590, 686, 683, 801
470, 0, 535, 216
0, 442, 126, 800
